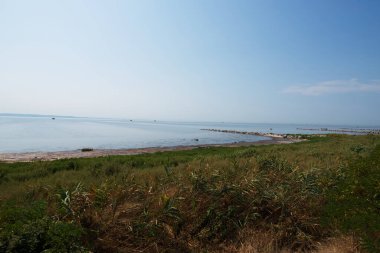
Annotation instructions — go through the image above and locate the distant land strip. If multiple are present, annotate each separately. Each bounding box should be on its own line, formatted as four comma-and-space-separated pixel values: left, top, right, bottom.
296, 127, 380, 135
202, 127, 380, 136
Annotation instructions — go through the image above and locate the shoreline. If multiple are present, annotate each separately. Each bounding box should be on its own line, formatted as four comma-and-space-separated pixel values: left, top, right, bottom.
0, 137, 302, 163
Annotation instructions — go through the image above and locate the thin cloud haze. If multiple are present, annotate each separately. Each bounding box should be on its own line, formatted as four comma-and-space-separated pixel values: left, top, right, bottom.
284, 79, 380, 96
1, 1, 380, 125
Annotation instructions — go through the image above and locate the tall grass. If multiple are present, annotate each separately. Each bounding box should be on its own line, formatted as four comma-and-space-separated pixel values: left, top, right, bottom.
0, 134, 379, 252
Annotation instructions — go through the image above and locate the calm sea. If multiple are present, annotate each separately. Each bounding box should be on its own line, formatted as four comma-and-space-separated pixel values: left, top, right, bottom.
0, 116, 378, 153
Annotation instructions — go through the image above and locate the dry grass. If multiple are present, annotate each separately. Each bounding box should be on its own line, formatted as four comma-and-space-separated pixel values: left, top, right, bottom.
223, 231, 360, 253
313, 235, 361, 253
0, 134, 379, 252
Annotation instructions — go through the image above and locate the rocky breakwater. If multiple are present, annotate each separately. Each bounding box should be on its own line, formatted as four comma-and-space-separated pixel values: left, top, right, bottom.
200, 129, 305, 140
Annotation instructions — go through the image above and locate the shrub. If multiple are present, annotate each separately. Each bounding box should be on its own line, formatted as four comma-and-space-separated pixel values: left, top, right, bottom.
0, 201, 85, 252
46, 221, 84, 252
324, 145, 380, 252
47, 161, 78, 174
0, 170, 8, 184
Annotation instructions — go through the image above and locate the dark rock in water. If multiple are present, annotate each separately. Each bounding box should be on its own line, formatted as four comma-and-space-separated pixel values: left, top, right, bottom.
51, 117, 55, 120
81, 148, 93, 152
194, 138, 199, 141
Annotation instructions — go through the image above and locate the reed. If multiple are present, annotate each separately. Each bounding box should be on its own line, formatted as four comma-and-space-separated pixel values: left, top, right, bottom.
0, 134, 379, 252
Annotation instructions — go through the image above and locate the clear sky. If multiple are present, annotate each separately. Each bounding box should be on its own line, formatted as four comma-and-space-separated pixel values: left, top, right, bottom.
1, 0, 380, 125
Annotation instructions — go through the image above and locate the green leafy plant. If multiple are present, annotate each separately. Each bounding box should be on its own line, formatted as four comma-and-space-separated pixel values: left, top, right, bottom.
0, 201, 85, 252
324, 145, 380, 252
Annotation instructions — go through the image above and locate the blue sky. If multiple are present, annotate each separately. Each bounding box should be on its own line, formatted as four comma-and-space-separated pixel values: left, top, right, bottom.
1, 0, 379, 125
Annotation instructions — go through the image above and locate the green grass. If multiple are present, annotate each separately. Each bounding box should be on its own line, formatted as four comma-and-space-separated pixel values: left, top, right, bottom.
0, 134, 379, 252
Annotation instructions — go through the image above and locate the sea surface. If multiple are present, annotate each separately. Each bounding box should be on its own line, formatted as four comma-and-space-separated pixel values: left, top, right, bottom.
0, 115, 378, 153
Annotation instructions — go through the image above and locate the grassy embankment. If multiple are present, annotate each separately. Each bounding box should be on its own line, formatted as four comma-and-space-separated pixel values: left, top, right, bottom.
0, 134, 379, 252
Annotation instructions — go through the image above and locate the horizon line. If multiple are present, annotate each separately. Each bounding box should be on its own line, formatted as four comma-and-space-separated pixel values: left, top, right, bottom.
1, 112, 380, 128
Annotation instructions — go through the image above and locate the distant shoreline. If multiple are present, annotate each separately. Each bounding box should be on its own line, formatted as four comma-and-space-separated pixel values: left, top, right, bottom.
0, 137, 302, 163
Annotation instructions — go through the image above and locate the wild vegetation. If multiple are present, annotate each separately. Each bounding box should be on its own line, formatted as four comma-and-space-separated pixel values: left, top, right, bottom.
0, 134, 379, 252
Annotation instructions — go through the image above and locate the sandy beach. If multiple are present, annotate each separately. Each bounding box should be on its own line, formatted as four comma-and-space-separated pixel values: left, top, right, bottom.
0, 137, 302, 163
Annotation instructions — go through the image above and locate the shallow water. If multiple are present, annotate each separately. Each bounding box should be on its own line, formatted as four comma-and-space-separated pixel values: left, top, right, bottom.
0, 116, 378, 153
